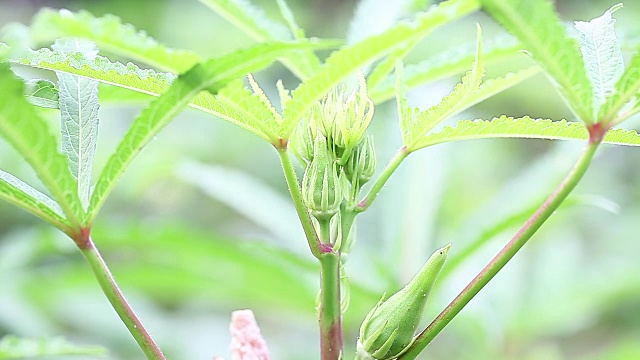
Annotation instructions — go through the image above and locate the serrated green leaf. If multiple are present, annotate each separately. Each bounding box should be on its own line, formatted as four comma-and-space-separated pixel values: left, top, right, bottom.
574, 3, 624, 115
12, 43, 329, 143
86, 42, 308, 223
198, 0, 322, 79
53, 40, 100, 210
481, 0, 594, 123
458, 65, 541, 111
370, 34, 520, 103
0, 170, 68, 231
413, 116, 640, 150
0, 335, 106, 359
30, 8, 201, 72
403, 26, 484, 150
0, 64, 82, 227
600, 50, 640, 124
23, 79, 59, 109
280, 0, 480, 139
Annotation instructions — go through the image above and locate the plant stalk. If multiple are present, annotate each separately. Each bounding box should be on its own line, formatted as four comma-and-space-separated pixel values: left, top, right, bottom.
399, 140, 600, 359
277, 147, 323, 258
319, 251, 342, 360
356, 147, 409, 212
78, 235, 166, 360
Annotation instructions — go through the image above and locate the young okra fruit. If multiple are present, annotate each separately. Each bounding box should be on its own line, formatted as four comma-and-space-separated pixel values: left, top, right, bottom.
357, 245, 450, 360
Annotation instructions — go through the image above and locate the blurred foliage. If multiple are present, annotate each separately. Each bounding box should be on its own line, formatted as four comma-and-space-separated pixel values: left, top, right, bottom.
0, 0, 640, 359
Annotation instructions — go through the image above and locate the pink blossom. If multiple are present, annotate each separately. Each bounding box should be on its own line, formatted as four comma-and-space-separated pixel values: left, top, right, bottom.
229, 309, 270, 360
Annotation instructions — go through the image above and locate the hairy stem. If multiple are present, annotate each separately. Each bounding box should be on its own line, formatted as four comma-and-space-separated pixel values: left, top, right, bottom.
356, 147, 409, 212
277, 147, 323, 258
319, 252, 342, 360
399, 140, 600, 359
78, 235, 166, 360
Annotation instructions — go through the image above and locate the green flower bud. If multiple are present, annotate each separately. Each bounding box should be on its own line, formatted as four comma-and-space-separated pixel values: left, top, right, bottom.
291, 117, 315, 167
302, 135, 342, 221
345, 135, 376, 185
334, 74, 374, 164
357, 245, 450, 360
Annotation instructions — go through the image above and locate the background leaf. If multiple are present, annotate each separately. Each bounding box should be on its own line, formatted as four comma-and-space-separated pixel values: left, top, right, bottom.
29, 9, 201, 72
481, 0, 594, 122
0, 64, 82, 227
0, 335, 106, 359
198, 0, 322, 79
23, 79, 59, 109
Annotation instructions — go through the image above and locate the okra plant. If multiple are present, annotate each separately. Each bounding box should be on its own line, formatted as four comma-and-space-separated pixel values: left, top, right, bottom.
0, 0, 639, 359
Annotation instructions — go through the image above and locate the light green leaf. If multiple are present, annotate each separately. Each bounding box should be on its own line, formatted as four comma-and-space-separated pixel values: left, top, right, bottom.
199, 0, 291, 42
53, 40, 100, 210
370, 34, 520, 103
481, 0, 594, 123
403, 26, 484, 150
0, 170, 68, 231
574, 3, 624, 115
413, 116, 640, 150
367, 40, 419, 90
457, 65, 541, 112
87, 42, 307, 223
198, 0, 322, 79
12, 43, 328, 143
23, 79, 59, 109
0, 42, 8, 59
0, 335, 106, 359
0, 64, 83, 227
30, 9, 201, 72
600, 50, 640, 124
281, 0, 480, 139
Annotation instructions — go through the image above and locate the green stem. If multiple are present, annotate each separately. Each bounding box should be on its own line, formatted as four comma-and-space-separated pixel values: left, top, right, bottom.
78, 235, 166, 360
277, 147, 323, 258
319, 252, 342, 360
399, 140, 600, 359
356, 147, 409, 212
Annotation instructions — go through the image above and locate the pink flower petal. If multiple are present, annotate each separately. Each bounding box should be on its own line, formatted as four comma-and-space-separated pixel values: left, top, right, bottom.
230, 309, 270, 360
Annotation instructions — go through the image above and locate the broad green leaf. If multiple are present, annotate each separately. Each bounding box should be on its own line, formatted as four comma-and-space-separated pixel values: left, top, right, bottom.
0, 170, 68, 231
23, 79, 58, 109
600, 50, 640, 124
53, 40, 100, 210
481, 0, 594, 123
370, 34, 521, 103
281, 0, 480, 138
413, 116, 640, 150
198, 0, 322, 79
11, 43, 329, 143
87, 42, 308, 223
403, 26, 484, 150
0, 335, 106, 359
574, 4, 624, 115
30, 9, 201, 72
0, 64, 83, 227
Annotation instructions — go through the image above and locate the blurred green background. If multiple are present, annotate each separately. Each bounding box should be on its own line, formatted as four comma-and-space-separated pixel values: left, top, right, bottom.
1, 0, 640, 359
